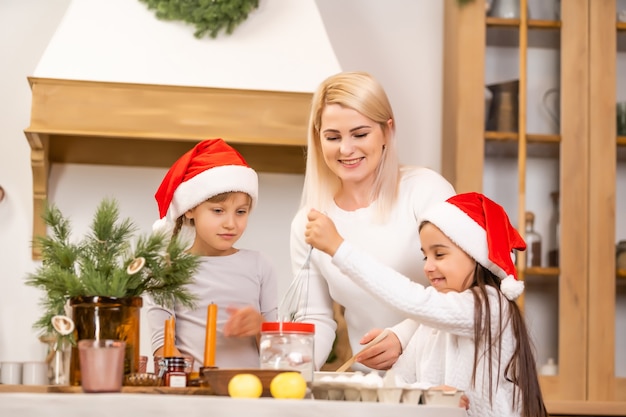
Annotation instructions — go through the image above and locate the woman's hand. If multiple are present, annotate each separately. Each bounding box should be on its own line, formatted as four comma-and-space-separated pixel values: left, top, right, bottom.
305, 209, 344, 256
355, 328, 402, 370
223, 305, 263, 337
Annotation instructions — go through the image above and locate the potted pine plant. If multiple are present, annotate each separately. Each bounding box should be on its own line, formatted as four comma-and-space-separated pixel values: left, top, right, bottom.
25, 198, 200, 386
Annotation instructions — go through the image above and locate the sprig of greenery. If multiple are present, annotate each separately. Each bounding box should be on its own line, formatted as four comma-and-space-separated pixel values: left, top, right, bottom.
139, 0, 260, 39
25, 198, 200, 337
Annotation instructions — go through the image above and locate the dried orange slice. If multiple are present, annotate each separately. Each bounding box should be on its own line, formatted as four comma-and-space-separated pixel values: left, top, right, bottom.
127, 257, 146, 275
51, 315, 75, 335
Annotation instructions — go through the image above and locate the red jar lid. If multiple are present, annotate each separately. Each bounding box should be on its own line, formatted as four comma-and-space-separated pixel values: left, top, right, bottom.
261, 321, 315, 334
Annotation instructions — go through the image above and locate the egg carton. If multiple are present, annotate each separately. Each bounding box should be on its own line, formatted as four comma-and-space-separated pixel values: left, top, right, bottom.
311, 383, 423, 404
311, 372, 463, 405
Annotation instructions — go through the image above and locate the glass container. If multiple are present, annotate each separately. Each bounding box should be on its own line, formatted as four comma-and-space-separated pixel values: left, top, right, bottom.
259, 322, 315, 382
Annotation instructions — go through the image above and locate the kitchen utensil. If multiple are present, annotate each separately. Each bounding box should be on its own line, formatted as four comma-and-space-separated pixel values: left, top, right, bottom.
278, 246, 313, 322
335, 329, 391, 372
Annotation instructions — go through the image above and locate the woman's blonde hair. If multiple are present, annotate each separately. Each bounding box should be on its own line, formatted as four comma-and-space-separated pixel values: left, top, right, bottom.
300, 71, 400, 221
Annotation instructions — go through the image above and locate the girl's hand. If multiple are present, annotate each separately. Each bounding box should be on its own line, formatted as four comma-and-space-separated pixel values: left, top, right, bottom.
223, 305, 263, 337
459, 393, 470, 410
305, 209, 344, 256
355, 328, 402, 370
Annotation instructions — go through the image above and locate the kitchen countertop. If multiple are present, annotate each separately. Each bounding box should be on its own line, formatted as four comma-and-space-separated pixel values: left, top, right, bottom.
0, 385, 467, 417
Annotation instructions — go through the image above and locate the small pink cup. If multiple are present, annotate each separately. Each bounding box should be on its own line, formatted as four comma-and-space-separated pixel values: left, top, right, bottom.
78, 339, 126, 393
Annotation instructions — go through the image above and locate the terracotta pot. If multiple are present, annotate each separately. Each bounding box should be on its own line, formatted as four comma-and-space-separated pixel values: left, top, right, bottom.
68, 296, 142, 386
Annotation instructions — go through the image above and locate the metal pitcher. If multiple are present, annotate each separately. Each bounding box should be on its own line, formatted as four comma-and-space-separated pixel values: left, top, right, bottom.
486, 80, 519, 132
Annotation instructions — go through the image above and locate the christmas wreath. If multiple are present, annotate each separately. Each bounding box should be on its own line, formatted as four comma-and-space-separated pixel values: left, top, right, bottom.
139, 0, 260, 39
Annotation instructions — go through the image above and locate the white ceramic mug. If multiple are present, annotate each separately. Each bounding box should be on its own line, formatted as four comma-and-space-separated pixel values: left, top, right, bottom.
1, 362, 23, 384
22, 361, 49, 385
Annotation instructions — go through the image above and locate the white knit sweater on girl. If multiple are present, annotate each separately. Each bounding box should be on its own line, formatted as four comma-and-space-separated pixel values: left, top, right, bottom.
332, 241, 521, 417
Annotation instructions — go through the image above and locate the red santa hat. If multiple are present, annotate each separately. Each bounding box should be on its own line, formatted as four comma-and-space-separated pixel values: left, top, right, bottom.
419, 192, 526, 300
153, 139, 258, 232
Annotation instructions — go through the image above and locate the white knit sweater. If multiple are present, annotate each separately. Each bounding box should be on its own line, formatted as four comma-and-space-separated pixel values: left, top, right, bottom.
333, 241, 521, 417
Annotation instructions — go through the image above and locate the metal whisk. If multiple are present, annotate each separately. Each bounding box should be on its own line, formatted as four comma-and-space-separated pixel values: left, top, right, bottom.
278, 246, 313, 322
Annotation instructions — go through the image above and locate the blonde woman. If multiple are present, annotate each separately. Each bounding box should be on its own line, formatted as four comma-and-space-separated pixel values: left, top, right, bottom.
289, 71, 455, 371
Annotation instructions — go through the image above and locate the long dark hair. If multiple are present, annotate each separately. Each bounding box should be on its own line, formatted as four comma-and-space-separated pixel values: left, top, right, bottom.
469, 264, 548, 417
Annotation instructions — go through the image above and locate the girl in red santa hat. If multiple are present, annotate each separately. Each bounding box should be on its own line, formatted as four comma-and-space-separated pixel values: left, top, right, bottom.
304, 192, 548, 417
146, 138, 278, 371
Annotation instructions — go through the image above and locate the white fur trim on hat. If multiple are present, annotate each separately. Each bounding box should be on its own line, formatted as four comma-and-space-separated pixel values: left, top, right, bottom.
501, 275, 524, 300
419, 201, 523, 300
152, 217, 171, 234
157, 164, 258, 230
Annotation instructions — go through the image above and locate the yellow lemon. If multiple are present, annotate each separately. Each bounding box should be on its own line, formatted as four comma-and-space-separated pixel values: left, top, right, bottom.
269, 372, 307, 399
227, 373, 263, 398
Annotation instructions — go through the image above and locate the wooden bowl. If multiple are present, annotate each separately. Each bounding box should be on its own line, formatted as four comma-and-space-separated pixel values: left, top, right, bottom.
200, 368, 295, 397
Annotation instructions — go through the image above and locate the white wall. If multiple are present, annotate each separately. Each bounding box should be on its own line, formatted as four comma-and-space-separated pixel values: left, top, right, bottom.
0, 0, 445, 364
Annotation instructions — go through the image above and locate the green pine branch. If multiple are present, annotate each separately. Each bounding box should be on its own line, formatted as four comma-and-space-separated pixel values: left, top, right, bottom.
25, 198, 200, 338
139, 0, 260, 39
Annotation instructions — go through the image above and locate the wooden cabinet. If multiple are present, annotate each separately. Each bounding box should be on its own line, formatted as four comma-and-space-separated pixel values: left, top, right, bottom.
442, 0, 626, 414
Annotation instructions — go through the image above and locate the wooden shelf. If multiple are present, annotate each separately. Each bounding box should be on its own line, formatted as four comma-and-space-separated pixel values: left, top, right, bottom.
486, 17, 561, 29
525, 267, 560, 276
24, 77, 312, 258
486, 18, 560, 49
485, 131, 560, 142
444, 0, 623, 406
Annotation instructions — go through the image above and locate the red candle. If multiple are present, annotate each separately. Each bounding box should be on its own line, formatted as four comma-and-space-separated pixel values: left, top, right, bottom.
163, 317, 175, 357
203, 303, 218, 367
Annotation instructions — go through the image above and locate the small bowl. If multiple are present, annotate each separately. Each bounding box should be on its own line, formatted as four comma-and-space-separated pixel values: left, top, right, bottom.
200, 367, 295, 397
123, 373, 162, 387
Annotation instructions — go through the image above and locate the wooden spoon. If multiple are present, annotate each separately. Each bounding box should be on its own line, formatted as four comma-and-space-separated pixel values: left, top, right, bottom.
335, 328, 391, 372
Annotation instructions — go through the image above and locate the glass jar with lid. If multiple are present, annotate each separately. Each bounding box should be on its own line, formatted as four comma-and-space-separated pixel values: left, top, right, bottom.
259, 322, 315, 382
157, 356, 188, 387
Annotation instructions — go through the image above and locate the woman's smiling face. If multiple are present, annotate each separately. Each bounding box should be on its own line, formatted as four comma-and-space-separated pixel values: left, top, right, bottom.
319, 103, 387, 187
420, 222, 476, 293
